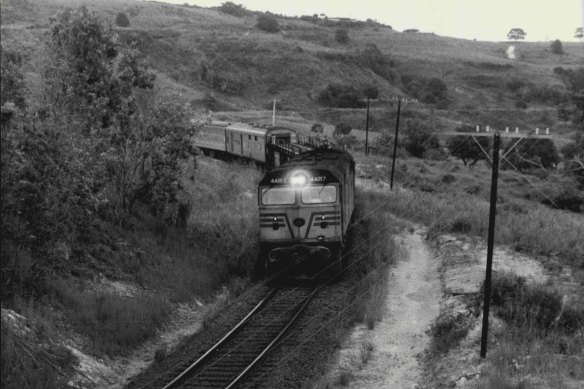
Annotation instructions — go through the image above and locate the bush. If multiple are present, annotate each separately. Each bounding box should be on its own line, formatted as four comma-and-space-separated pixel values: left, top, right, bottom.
502, 138, 558, 170
334, 123, 352, 137
402, 119, 440, 158
115, 12, 130, 27
402, 74, 449, 107
550, 39, 563, 55
317, 83, 365, 108
430, 313, 471, 353
219, 1, 246, 17
335, 28, 349, 44
256, 13, 280, 33
515, 100, 527, 109
488, 272, 583, 334
506, 78, 526, 92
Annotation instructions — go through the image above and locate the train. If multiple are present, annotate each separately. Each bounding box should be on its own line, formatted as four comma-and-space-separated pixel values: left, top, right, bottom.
257, 148, 355, 274
195, 120, 321, 168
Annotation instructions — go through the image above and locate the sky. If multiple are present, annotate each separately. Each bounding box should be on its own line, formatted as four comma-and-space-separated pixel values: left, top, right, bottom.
161, 0, 584, 42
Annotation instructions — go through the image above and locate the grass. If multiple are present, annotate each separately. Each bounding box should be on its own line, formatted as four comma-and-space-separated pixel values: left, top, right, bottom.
475, 272, 584, 388
351, 191, 397, 329
356, 153, 584, 267
429, 312, 472, 354
11, 157, 265, 358
1, 314, 77, 389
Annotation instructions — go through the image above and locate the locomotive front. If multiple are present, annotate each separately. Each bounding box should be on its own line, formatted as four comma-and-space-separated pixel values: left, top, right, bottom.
258, 160, 349, 272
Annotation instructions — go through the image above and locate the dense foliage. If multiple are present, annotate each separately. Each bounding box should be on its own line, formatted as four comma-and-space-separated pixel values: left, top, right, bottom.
0, 7, 196, 298
256, 13, 280, 33
446, 126, 491, 167
402, 119, 439, 158
115, 12, 130, 27
219, 2, 247, 17
335, 28, 349, 44
317, 83, 365, 108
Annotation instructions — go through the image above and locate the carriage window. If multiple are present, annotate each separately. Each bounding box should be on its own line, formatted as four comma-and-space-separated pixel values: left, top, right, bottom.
254, 136, 258, 141
261, 187, 295, 205
301, 185, 336, 204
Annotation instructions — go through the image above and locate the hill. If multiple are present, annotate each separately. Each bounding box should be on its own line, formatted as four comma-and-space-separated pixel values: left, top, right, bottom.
2, 0, 583, 136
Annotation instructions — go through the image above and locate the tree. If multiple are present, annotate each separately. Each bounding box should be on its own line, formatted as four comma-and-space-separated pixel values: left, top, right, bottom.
115, 12, 130, 27
219, 2, 246, 17
335, 28, 349, 44
363, 85, 379, 100
575, 27, 584, 39
402, 119, 439, 158
550, 39, 563, 54
256, 13, 280, 33
317, 83, 364, 108
333, 123, 352, 137
507, 28, 526, 41
446, 126, 491, 167
502, 139, 559, 170
0, 47, 26, 109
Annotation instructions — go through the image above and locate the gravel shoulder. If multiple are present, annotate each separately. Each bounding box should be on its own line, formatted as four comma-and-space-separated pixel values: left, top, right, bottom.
316, 225, 441, 389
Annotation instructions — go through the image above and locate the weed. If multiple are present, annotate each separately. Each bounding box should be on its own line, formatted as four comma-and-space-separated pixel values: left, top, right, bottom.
154, 345, 167, 363
429, 312, 471, 354
337, 368, 354, 386
488, 272, 584, 335
359, 341, 374, 365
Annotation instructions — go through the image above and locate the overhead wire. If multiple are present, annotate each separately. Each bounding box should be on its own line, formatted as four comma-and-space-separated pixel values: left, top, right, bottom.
141, 206, 397, 388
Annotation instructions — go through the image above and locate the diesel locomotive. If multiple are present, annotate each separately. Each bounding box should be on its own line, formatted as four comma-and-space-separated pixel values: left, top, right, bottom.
258, 148, 355, 273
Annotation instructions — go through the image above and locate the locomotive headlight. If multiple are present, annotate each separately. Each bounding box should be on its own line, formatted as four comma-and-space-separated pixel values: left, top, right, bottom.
290, 172, 307, 186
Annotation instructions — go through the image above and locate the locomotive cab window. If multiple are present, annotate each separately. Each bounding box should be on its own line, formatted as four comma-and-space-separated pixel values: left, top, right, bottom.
261, 187, 295, 205
301, 185, 337, 204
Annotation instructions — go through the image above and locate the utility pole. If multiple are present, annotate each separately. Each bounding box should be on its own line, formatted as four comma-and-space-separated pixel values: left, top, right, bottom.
389, 97, 416, 190
480, 132, 500, 358
435, 125, 553, 358
365, 97, 370, 155
272, 98, 276, 127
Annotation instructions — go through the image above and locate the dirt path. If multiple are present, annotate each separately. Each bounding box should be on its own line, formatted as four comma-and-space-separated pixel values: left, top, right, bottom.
317, 227, 441, 388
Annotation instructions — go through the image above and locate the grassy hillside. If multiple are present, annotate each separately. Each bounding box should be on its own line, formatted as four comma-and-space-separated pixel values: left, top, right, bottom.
2, 0, 583, 136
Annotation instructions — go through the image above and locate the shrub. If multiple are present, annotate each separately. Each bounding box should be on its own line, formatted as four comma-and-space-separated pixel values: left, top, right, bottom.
256, 13, 280, 33
506, 78, 526, 92
334, 123, 352, 137
550, 39, 563, 54
402, 119, 440, 158
311, 123, 323, 133
488, 272, 583, 334
335, 28, 349, 44
430, 313, 471, 353
115, 12, 130, 27
219, 1, 246, 17
402, 74, 449, 107
502, 139, 558, 170
317, 83, 364, 108
515, 100, 527, 109
539, 175, 584, 212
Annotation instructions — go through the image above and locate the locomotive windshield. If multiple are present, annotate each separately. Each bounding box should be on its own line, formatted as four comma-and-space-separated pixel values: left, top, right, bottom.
261, 187, 295, 205
301, 185, 337, 204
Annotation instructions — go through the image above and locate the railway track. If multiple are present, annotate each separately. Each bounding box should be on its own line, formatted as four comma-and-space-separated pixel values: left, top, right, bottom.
162, 282, 322, 389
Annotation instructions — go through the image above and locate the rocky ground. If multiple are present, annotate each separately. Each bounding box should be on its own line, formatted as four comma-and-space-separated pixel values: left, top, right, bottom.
314, 225, 441, 389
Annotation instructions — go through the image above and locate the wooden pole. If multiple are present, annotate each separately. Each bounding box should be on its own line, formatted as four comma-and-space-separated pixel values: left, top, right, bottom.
480, 132, 500, 358
365, 97, 370, 155
390, 100, 401, 190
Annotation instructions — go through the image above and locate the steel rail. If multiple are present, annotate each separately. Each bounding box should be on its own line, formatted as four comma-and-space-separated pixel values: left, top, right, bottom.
163, 287, 278, 389
224, 285, 321, 389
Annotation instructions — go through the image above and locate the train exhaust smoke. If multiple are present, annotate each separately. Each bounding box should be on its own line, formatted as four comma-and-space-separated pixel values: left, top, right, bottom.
506, 45, 516, 59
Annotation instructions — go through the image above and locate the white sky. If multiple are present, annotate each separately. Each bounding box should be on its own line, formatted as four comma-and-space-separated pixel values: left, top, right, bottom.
161, 0, 584, 42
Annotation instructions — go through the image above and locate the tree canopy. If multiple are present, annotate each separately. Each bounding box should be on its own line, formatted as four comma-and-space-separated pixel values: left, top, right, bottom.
507, 28, 526, 40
